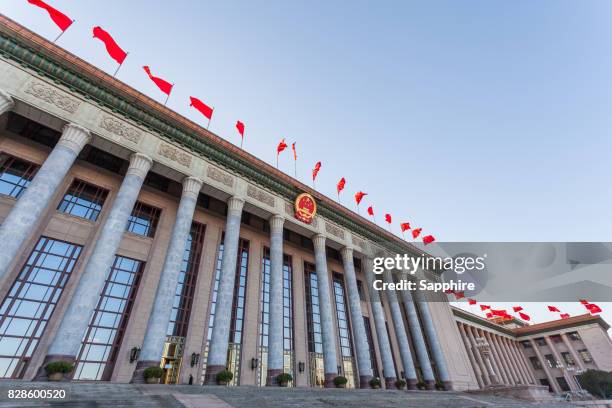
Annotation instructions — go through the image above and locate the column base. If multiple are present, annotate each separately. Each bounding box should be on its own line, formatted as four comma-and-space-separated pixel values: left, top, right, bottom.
425, 380, 436, 390
34, 354, 76, 381
203, 365, 226, 385
130, 360, 159, 384
324, 373, 337, 388
359, 375, 372, 389
406, 378, 418, 390
384, 377, 397, 389
442, 380, 453, 391
266, 368, 284, 386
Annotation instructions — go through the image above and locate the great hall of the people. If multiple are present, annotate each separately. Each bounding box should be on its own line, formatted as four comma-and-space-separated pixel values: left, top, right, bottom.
0, 16, 610, 395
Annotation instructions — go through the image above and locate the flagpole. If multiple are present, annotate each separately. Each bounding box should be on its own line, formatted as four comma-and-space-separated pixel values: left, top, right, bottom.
113, 52, 128, 78
207, 107, 214, 130
356, 204, 360, 215
294, 160, 297, 178
164, 84, 174, 106
276, 155, 279, 169
53, 20, 74, 43
240, 136, 244, 149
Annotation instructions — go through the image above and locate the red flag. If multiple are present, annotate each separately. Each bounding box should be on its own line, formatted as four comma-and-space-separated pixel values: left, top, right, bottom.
385, 214, 392, 224
143, 66, 173, 95
491, 309, 508, 317
355, 191, 367, 205
337, 177, 346, 194
312, 162, 322, 181
367, 206, 374, 216
560, 313, 570, 319
579, 299, 589, 305
547, 305, 560, 313
292, 143, 297, 160
586, 303, 602, 314
400, 223, 411, 232
468, 298, 477, 305
412, 228, 422, 239
236, 121, 245, 138
485, 312, 493, 318
277, 139, 288, 155
518, 312, 531, 321
454, 291, 465, 300
480, 304, 491, 311
27, 0, 73, 31
93, 26, 127, 64
422, 235, 435, 245
503, 315, 513, 321
512, 306, 523, 313
189, 96, 213, 120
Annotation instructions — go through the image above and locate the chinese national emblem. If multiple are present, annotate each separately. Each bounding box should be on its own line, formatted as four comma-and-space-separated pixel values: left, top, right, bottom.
294, 193, 317, 224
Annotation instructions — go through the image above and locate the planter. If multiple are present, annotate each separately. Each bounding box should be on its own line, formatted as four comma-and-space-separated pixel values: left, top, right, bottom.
145, 377, 159, 384
218, 380, 228, 386
336, 383, 346, 389
279, 382, 289, 387
372, 385, 380, 389
48, 372, 63, 382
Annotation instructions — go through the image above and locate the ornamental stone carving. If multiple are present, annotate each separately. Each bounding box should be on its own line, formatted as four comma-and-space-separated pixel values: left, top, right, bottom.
247, 185, 275, 207
325, 222, 345, 239
158, 142, 192, 167
206, 166, 234, 188
285, 201, 293, 215
24, 81, 80, 113
99, 116, 142, 144
352, 234, 366, 249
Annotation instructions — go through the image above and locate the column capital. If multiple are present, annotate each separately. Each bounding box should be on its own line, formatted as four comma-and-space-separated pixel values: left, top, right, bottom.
312, 233, 326, 249
269, 214, 284, 232
127, 153, 153, 179
0, 89, 14, 114
181, 176, 203, 199
227, 196, 245, 213
340, 246, 355, 263
57, 123, 92, 154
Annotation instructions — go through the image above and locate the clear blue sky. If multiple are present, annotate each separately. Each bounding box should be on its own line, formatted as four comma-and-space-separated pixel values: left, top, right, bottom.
2, 1, 611, 329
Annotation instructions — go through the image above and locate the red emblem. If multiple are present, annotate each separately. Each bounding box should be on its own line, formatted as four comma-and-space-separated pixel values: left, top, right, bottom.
295, 193, 317, 224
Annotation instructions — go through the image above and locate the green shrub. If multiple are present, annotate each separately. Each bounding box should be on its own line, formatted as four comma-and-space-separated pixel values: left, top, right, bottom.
143, 366, 163, 379
369, 377, 381, 387
216, 370, 234, 383
416, 381, 426, 389
45, 361, 73, 374
579, 369, 612, 399
395, 379, 407, 389
277, 373, 293, 384
334, 376, 348, 387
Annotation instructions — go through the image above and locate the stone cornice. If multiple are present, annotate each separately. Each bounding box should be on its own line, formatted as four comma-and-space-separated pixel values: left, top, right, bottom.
0, 16, 427, 258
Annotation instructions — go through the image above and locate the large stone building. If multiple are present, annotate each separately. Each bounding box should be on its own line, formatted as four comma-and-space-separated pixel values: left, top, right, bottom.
0, 15, 610, 396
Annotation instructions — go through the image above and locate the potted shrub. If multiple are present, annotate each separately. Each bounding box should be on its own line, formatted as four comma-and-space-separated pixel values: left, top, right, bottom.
435, 380, 444, 391
277, 373, 292, 387
143, 366, 163, 384
334, 375, 348, 388
395, 379, 407, 390
45, 361, 73, 381
369, 377, 381, 389
416, 381, 426, 390
216, 370, 233, 385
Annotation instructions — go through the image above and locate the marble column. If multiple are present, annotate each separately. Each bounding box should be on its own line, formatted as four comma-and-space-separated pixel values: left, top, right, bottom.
458, 323, 484, 388
530, 339, 561, 393
561, 333, 586, 371
0, 89, 14, 114
40, 153, 152, 376
363, 257, 397, 388
484, 332, 510, 385
266, 215, 285, 386
340, 247, 373, 388
502, 337, 525, 384
383, 270, 417, 389
492, 334, 517, 385
508, 340, 532, 384
475, 329, 499, 385
465, 325, 491, 386
133, 176, 203, 383
0, 123, 91, 286
544, 336, 576, 391
414, 288, 452, 390
399, 283, 436, 387
204, 196, 245, 384
312, 234, 338, 388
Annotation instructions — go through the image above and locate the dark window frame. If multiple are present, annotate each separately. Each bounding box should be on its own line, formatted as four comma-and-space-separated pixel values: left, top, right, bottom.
57, 179, 109, 222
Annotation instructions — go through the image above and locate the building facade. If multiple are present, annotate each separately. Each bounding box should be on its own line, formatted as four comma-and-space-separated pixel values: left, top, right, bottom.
0, 16, 477, 390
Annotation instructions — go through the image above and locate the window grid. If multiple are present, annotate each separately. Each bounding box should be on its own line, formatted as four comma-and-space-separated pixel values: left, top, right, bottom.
74, 256, 144, 381
333, 274, 354, 358
304, 263, 322, 354
363, 316, 380, 378
126, 201, 161, 238
57, 179, 108, 222
0, 155, 38, 199
0, 237, 82, 379
166, 222, 206, 338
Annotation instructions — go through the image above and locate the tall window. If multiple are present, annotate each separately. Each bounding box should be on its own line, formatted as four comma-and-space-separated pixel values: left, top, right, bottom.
578, 349, 593, 363
363, 316, 379, 378
74, 256, 144, 381
126, 201, 160, 238
333, 273, 357, 388
57, 180, 108, 222
0, 237, 82, 379
202, 238, 249, 386
304, 262, 324, 387
544, 354, 559, 369
0, 155, 38, 199
257, 248, 293, 386
529, 356, 542, 370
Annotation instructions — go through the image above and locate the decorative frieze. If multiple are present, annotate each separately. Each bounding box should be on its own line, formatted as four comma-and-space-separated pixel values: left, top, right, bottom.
247, 184, 275, 207
206, 166, 234, 188
352, 234, 366, 249
99, 116, 142, 144
24, 81, 80, 113
285, 201, 293, 215
325, 222, 345, 239
158, 142, 192, 168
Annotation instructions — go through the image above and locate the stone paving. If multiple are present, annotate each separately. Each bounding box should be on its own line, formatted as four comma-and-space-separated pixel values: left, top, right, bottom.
0, 381, 581, 408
